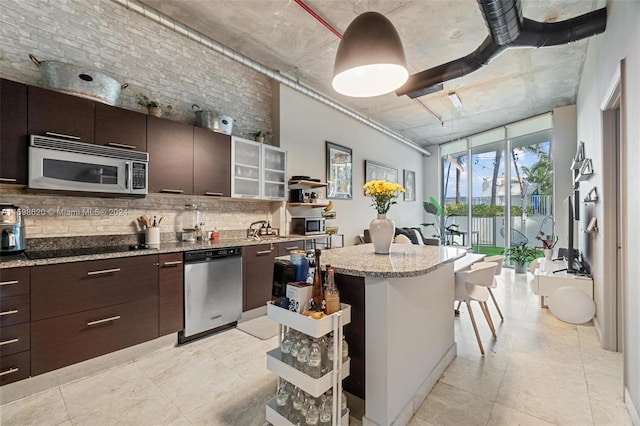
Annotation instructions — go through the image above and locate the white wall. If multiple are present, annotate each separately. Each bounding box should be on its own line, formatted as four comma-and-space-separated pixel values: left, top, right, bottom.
552, 105, 578, 251
277, 84, 426, 246
576, 0, 640, 419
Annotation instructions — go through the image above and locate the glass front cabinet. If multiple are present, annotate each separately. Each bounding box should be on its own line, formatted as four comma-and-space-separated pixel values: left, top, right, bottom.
231, 137, 287, 199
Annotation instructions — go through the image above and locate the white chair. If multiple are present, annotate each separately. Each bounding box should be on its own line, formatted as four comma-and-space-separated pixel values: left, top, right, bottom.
454, 262, 499, 355
473, 255, 505, 321
394, 234, 412, 244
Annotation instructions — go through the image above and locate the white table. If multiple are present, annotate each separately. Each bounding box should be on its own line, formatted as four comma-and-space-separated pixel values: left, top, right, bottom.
454, 253, 486, 272
533, 258, 593, 308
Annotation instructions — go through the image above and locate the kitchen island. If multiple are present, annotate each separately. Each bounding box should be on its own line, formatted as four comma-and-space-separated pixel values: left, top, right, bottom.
320, 243, 466, 426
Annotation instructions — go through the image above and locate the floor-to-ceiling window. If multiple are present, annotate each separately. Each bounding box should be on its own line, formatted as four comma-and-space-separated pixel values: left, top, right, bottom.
441, 140, 468, 247
437, 114, 554, 260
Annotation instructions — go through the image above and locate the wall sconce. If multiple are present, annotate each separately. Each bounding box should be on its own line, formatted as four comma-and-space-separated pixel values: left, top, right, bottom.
332, 12, 408, 97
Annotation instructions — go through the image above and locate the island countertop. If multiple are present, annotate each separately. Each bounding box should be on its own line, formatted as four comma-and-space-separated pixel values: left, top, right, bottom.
318, 243, 467, 278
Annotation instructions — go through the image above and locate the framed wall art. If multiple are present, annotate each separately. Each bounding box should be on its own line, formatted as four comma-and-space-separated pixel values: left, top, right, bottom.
365, 160, 398, 184
326, 141, 353, 199
403, 169, 416, 201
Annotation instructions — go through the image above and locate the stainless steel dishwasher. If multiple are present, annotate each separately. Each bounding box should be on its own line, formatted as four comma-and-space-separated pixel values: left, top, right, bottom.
179, 247, 242, 344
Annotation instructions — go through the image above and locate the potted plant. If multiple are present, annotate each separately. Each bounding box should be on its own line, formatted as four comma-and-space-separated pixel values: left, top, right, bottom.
504, 244, 539, 273
251, 130, 271, 143
535, 231, 558, 260
137, 93, 173, 117
421, 196, 442, 240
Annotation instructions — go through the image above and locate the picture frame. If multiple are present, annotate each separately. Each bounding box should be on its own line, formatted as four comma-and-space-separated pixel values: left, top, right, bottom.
326, 141, 353, 200
403, 169, 416, 201
365, 160, 398, 184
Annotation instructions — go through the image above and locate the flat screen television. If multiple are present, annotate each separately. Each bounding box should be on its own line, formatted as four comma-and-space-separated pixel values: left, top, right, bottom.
562, 195, 579, 274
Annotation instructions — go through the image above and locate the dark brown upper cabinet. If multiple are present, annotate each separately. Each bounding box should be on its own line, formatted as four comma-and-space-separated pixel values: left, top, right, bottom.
0, 79, 28, 184
193, 127, 231, 197
28, 85, 95, 143
94, 103, 147, 151
146, 116, 194, 195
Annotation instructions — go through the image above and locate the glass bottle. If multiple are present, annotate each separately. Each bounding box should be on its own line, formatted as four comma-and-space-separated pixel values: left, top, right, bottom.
311, 249, 324, 312
297, 338, 310, 374
291, 388, 305, 423
291, 333, 301, 368
319, 397, 332, 426
342, 335, 349, 363
300, 394, 312, 419
276, 386, 290, 417
281, 330, 294, 365
323, 265, 341, 315
308, 338, 322, 379
325, 336, 335, 372
305, 400, 319, 425
341, 390, 348, 416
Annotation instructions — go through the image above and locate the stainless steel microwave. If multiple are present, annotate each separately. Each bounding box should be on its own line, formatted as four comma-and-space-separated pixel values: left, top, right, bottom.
28, 135, 148, 197
290, 217, 326, 235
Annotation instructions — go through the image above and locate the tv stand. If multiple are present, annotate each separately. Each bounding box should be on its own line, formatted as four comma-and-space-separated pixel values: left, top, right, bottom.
534, 258, 593, 308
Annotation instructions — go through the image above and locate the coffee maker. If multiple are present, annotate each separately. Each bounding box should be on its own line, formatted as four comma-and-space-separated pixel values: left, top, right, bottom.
1, 204, 26, 255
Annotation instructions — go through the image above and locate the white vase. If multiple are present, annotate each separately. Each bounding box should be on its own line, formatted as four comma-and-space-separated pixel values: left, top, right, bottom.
369, 213, 395, 255
544, 249, 553, 261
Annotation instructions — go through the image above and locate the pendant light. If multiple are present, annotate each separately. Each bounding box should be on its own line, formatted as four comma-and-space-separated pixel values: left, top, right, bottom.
332, 12, 408, 97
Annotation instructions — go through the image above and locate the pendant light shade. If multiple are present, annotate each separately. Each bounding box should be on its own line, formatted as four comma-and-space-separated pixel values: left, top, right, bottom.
332, 12, 408, 97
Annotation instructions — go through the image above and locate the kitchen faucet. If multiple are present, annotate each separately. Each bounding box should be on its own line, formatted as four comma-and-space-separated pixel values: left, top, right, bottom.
247, 220, 267, 240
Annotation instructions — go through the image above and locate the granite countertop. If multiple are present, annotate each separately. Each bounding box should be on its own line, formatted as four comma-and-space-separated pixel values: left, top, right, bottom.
0, 235, 313, 269
317, 244, 467, 278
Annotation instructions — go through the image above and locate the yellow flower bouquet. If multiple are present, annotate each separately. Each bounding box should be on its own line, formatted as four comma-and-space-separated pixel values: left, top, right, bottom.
363, 180, 406, 214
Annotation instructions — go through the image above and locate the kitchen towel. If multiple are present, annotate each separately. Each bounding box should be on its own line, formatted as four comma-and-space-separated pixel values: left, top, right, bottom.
236, 315, 279, 340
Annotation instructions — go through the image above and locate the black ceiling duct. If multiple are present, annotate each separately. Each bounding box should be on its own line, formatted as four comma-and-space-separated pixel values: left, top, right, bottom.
396, 0, 607, 98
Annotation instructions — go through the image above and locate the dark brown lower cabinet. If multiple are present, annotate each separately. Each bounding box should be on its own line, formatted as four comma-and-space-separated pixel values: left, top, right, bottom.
0, 351, 30, 386
31, 297, 159, 376
158, 253, 184, 336
243, 244, 276, 311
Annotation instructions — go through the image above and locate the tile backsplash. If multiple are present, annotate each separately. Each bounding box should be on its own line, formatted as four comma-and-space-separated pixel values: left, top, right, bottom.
1, 187, 276, 239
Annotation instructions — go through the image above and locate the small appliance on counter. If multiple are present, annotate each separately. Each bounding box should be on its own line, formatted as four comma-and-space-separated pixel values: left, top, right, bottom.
290, 216, 326, 235
0, 204, 26, 255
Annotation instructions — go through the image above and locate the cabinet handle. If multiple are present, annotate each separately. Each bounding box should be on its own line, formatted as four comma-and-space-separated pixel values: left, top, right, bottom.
0, 178, 17, 183
161, 189, 184, 194
0, 338, 19, 346
0, 309, 18, 317
45, 131, 80, 140
256, 250, 272, 255
107, 142, 136, 150
0, 367, 18, 377
162, 260, 182, 267
87, 315, 121, 326
204, 192, 223, 196
284, 246, 300, 250
87, 268, 121, 276
0, 280, 19, 286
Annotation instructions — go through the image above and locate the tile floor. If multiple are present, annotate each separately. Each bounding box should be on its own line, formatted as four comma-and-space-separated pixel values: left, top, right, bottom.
0, 269, 632, 426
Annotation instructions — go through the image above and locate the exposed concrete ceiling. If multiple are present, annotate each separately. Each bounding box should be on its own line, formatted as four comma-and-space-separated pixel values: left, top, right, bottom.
140, 0, 603, 147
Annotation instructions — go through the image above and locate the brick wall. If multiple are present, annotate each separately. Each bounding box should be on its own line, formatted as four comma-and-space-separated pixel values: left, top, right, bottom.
0, 0, 278, 239
0, 0, 272, 137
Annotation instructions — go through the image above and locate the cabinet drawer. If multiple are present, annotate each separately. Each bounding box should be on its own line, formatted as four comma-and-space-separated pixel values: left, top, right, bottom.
31, 297, 159, 376
0, 267, 29, 298
278, 240, 305, 257
31, 255, 158, 321
0, 323, 30, 357
0, 351, 30, 386
0, 294, 30, 327
158, 253, 184, 336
